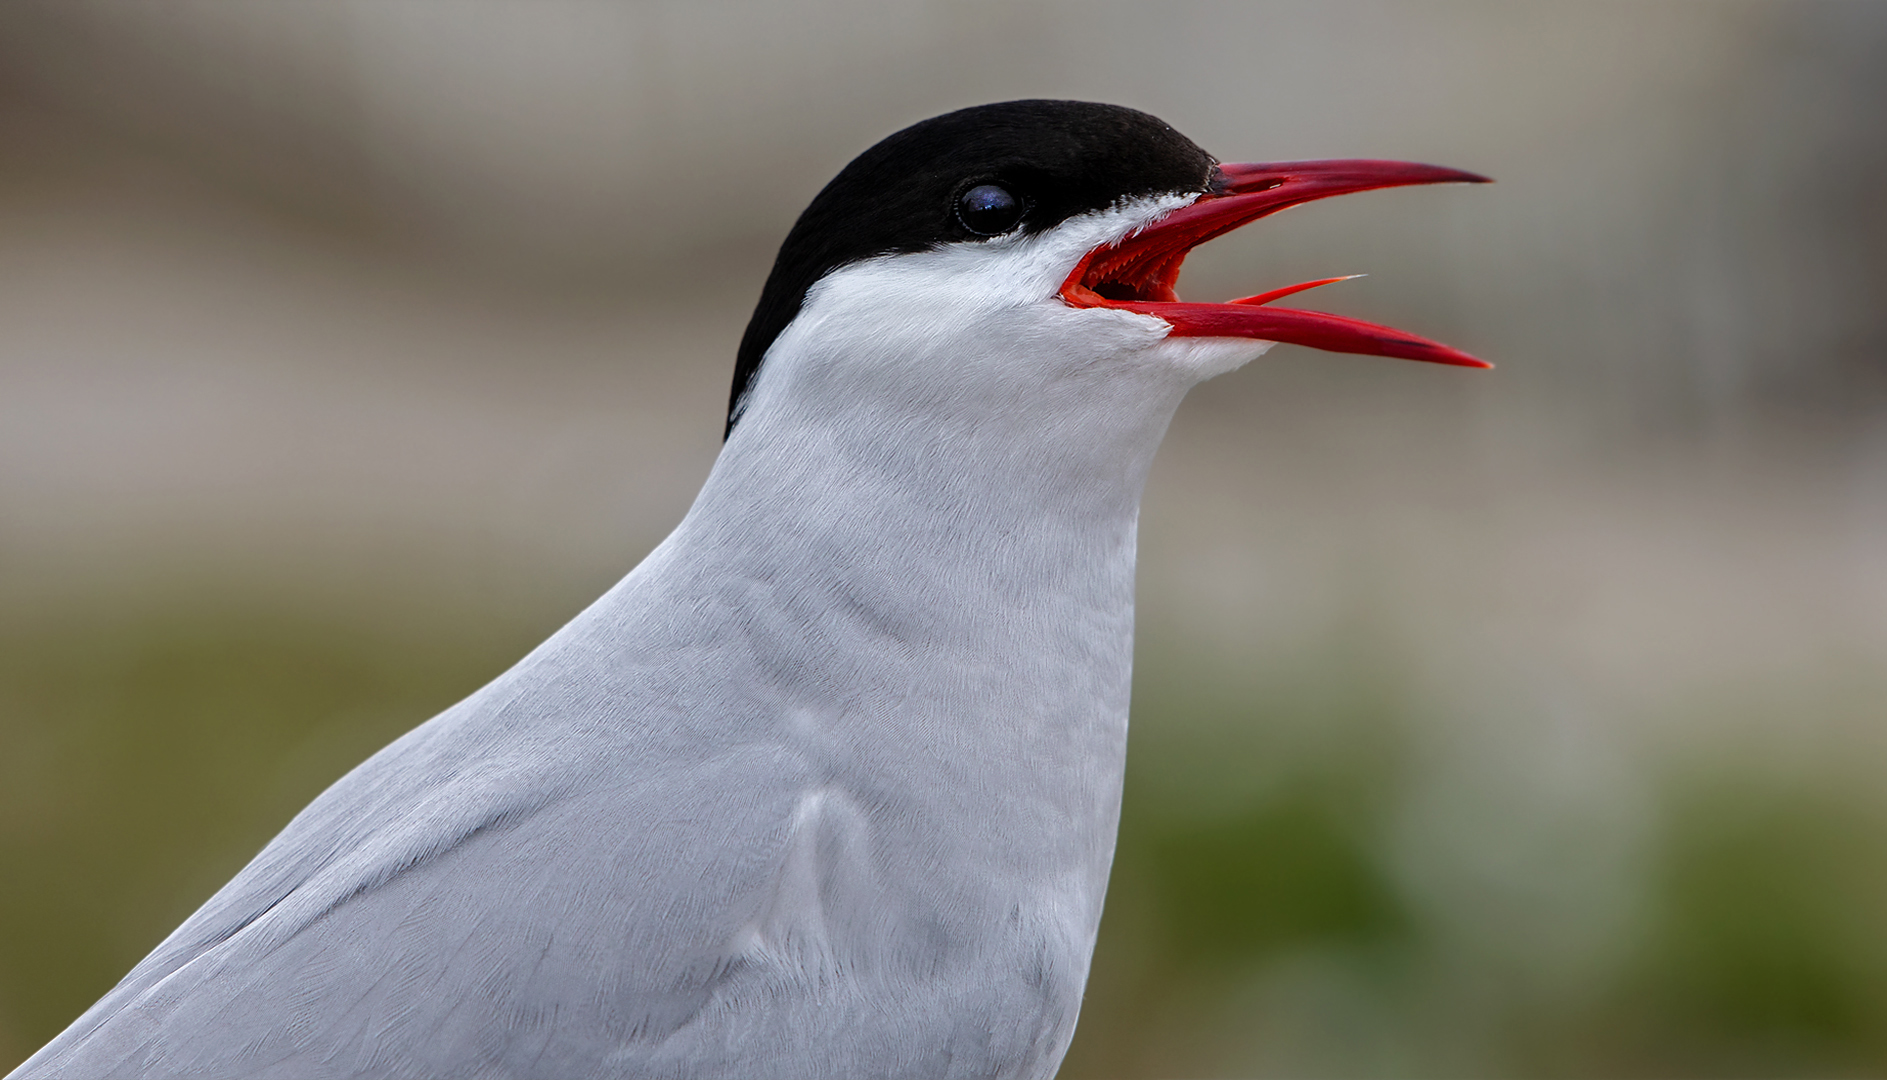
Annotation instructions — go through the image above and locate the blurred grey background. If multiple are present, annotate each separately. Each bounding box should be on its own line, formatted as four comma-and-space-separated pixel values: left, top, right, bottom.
2, 2, 1886, 1076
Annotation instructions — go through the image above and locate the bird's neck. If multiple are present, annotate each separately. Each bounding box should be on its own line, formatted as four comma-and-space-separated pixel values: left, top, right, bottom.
689, 335, 1194, 672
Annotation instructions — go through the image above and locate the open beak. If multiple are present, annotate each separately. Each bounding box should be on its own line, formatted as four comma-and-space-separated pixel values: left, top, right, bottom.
1058, 159, 1492, 368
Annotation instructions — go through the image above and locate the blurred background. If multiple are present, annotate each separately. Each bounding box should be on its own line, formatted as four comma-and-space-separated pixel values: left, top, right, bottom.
2, 1, 1885, 1075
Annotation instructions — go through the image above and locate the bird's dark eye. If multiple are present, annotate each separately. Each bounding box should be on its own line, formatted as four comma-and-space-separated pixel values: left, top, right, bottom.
957, 183, 1024, 236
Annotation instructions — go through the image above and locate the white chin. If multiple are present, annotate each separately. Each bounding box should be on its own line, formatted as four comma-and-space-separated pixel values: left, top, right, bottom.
1156, 336, 1277, 382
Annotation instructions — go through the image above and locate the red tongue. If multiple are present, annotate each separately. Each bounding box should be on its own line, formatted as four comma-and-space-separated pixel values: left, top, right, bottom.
1229, 275, 1363, 307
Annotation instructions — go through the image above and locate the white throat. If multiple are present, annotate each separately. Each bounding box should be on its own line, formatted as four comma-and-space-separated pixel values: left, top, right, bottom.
690, 195, 1273, 691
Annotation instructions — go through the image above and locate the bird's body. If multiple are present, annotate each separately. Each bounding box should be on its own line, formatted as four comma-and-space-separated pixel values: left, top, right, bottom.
13, 101, 1484, 1080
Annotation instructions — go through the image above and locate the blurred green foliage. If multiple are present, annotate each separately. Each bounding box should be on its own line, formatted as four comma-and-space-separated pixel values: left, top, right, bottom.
1060, 646, 1887, 1078
1621, 778, 1887, 1074
0, 581, 563, 1068
2, 584, 1885, 1076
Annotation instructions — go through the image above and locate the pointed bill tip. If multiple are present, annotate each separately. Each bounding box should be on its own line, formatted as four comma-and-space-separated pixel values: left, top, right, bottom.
1441, 353, 1496, 370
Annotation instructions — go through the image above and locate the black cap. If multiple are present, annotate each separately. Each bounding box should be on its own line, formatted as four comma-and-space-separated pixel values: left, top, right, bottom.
726, 100, 1217, 437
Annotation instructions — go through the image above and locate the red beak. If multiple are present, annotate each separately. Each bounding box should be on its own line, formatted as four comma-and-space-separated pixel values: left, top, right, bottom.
1058, 159, 1493, 368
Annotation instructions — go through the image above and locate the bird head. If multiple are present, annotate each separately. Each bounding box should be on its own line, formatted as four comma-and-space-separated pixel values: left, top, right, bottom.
724, 100, 1487, 447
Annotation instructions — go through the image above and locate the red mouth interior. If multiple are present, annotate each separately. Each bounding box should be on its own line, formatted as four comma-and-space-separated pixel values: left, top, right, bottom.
1064, 242, 1358, 318
1069, 241, 1186, 305
1061, 218, 1196, 306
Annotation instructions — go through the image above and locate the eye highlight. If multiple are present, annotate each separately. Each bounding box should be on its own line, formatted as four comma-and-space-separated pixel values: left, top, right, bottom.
956, 183, 1024, 236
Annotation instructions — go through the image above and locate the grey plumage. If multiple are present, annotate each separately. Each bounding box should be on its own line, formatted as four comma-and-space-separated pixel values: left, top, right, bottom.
16, 198, 1257, 1079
